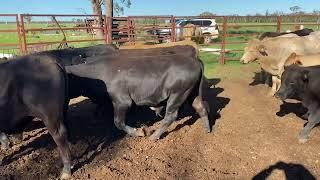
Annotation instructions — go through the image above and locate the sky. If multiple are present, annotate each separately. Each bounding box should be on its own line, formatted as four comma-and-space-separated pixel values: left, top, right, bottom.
0, 0, 318, 16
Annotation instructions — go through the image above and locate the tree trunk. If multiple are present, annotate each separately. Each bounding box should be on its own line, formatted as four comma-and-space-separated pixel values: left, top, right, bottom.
105, 0, 113, 17
91, 0, 104, 39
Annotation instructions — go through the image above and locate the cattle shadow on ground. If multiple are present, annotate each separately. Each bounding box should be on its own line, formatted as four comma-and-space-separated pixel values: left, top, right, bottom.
0, 119, 51, 166
249, 71, 272, 87
1, 78, 229, 177
1, 133, 53, 166
252, 161, 316, 180
276, 101, 308, 120
68, 78, 229, 170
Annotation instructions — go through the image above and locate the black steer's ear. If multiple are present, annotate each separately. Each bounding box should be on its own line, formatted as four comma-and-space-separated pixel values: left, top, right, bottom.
257, 45, 268, 56
302, 70, 309, 82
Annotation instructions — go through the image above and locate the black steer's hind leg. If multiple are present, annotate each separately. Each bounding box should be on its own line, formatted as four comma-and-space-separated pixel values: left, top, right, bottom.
42, 116, 72, 179
298, 110, 320, 143
113, 102, 145, 137
149, 92, 190, 140
192, 96, 210, 133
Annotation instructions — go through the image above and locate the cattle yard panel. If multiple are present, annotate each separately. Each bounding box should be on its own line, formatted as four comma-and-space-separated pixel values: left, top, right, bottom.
0, 14, 22, 56
1, 14, 320, 64
19, 14, 109, 55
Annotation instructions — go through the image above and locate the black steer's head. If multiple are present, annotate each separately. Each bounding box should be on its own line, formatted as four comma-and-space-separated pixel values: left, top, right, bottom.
70, 54, 87, 65
276, 65, 309, 101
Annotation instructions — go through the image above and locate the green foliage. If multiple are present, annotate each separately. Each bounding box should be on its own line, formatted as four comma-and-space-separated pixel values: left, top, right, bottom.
114, 0, 131, 15
199, 12, 215, 17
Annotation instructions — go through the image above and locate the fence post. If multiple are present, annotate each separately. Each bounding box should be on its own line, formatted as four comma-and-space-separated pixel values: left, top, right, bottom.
19, 14, 28, 55
15, 15, 23, 55
104, 16, 108, 44
171, 16, 176, 42
220, 16, 227, 64
277, 16, 282, 33
127, 17, 133, 45
130, 18, 136, 45
105, 16, 113, 44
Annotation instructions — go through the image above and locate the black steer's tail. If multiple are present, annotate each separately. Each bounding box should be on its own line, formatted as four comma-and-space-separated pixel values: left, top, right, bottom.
190, 58, 211, 133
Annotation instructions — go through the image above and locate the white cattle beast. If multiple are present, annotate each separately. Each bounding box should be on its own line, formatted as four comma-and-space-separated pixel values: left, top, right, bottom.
240, 31, 320, 95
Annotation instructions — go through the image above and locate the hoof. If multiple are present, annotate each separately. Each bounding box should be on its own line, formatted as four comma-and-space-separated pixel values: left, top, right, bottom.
204, 124, 211, 133
206, 128, 211, 133
133, 128, 145, 137
298, 137, 308, 144
149, 135, 159, 141
301, 113, 309, 120
60, 171, 71, 180
149, 131, 160, 141
1, 143, 9, 151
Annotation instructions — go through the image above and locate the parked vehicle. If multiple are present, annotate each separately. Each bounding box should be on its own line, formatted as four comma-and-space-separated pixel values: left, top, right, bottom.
150, 18, 219, 44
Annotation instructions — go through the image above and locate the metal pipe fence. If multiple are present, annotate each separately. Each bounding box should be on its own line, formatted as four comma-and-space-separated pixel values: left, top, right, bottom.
0, 14, 320, 63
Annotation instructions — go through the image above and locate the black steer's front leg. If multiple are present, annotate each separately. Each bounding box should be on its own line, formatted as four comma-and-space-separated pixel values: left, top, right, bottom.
298, 109, 320, 143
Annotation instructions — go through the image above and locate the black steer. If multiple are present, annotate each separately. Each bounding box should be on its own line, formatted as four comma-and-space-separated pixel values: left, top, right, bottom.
259, 28, 314, 40
0, 45, 118, 149
66, 52, 210, 140
276, 65, 320, 143
36, 44, 117, 66
67, 45, 199, 117
0, 55, 71, 179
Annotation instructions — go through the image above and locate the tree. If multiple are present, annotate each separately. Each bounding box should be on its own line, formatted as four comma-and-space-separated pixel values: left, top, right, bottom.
24, 14, 32, 25
312, 10, 320, 15
90, 0, 131, 38
113, 0, 131, 15
265, 10, 270, 16
103, 0, 131, 17
90, 0, 104, 38
290, 6, 302, 14
199, 11, 215, 17
105, 0, 113, 17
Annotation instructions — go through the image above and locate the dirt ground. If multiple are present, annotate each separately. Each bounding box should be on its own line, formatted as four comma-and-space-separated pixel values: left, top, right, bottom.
1, 64, 320, 180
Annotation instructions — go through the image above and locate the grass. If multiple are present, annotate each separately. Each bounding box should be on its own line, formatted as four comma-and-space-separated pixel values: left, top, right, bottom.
0, 22, 255, 78
0, 22, 102, 53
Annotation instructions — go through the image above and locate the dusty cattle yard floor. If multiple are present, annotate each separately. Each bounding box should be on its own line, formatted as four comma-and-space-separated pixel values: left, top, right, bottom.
1, 62, 320, 180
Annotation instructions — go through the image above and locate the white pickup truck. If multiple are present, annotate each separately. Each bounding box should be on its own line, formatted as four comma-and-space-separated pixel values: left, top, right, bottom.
151, 18, 219, 44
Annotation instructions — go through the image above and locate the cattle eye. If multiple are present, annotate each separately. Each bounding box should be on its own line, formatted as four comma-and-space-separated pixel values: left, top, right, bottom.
289, 82, 295, 85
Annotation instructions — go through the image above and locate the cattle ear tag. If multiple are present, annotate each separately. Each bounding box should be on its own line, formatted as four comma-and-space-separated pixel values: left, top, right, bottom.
257, 45, 268, 56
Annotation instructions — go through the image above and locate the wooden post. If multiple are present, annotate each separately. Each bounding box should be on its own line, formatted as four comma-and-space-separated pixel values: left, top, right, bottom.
20, 14, 28, 55
105, 0, 113, 44
15, 15, 23, 55
105, 0, 113, 18
171, 16, 176, 42
220, 16, 227, 64
104, 16, 112, 44
277, 16, 282, 33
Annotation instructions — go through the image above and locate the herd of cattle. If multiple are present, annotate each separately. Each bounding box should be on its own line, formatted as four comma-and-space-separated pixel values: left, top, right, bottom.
1, 27, 320, 178
240, 28, 320, 144
0, 42, 210, 179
